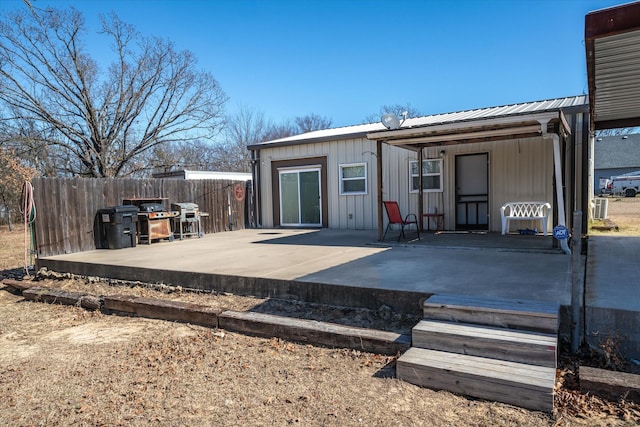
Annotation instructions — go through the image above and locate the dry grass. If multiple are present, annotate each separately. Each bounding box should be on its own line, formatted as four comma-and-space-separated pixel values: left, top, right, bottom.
1, 213, 640, 426
0, 223, 31, 271
0, 290, 554, 427
590, 196, 640, 235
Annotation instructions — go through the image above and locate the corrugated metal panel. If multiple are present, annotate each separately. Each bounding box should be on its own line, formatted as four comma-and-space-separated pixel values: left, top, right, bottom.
586, 2, 640, 130
259, 135, 554, 232
258, 137, 382, 229
436, 137, 554, 232
250, 95, 587, 149
594, 30, 640, 123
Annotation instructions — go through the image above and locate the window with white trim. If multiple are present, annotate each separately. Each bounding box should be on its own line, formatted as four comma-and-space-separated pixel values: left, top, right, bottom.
409, 159, 442, 192
339, 163, 367, 195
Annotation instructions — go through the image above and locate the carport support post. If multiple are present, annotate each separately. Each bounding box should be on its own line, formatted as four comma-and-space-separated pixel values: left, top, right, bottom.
377, 139, 384, 241
549, 131, 571, 255
418, 146, 424, 230
571, 210, 584, 354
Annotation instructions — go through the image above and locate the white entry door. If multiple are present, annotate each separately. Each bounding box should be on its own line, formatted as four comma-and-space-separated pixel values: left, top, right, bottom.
279, 168, 322, 226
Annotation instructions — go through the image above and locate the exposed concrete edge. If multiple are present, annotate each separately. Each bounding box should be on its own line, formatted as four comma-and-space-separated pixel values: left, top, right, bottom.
36, 259, 429, 316
584, 305, 640, 360
2, 279, 410, 356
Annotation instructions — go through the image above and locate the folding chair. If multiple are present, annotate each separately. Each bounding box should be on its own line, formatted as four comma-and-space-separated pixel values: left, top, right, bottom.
382, 201, 420, 242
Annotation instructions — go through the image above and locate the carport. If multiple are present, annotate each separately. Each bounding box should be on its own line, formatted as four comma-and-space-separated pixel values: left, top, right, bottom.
583, 1, 640, 359
586, 1, 640, 131
366, 109, 574, 254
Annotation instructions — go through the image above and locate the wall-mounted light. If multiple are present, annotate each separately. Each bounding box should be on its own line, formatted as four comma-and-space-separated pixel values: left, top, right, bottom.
439, 149, 446, 156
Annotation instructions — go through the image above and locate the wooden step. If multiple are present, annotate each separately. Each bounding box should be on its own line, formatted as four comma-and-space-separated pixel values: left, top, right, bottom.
423, 294, 559, 334
396, 347, 555, 413
412, 320, 557, 368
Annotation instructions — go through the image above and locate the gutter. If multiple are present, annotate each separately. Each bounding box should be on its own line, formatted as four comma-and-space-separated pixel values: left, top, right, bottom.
250, 149, 262, 228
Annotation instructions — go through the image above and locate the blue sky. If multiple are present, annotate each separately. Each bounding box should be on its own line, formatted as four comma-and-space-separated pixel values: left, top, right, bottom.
0, 0, 629, 128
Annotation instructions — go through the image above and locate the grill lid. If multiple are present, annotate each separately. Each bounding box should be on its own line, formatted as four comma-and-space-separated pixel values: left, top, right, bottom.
171, 202, 199, 211
138, 203, 165, 212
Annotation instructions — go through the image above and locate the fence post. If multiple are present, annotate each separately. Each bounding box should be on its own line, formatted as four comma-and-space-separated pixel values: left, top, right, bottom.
571, 210, 584, 354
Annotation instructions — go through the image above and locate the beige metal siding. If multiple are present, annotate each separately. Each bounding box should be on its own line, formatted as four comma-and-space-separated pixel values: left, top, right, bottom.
332, 138, 378, 229
258, 136, 555, 233
490, 137, 554, 232
258, 137, 383, 229
392, 138, 555, 232
407, 137, 554, 233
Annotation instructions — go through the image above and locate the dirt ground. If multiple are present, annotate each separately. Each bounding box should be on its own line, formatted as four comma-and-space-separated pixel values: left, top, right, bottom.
1, 201, 640, 426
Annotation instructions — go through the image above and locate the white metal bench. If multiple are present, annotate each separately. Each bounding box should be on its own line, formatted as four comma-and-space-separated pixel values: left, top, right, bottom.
500, 201, 551, 236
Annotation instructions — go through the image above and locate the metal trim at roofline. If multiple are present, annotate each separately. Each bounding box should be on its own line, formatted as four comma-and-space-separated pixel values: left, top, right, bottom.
585, 1, 640, 131
366, 111, 570, 146
247, 95, 587, 151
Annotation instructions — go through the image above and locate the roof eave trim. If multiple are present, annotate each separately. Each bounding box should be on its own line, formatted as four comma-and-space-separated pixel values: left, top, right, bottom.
366, 111, 564, 142
248, 131, 371, 150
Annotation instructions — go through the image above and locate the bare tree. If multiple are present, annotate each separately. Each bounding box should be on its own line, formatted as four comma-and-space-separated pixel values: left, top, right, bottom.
294, 113, 332, 133
262, 121, 297, 141
0, 6, 227, 177
0, 147, 36, 230
212, 109, 331, 173
220, 106, 270, 172
363, 103, 422, 124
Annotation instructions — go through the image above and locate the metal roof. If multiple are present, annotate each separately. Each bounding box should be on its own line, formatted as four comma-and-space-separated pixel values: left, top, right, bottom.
248, 95, 587, 150
586, 2, 640, 130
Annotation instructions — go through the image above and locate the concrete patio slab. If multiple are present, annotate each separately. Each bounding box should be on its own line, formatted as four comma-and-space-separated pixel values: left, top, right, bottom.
38, 228, 571, 308
585, 235, 640, 358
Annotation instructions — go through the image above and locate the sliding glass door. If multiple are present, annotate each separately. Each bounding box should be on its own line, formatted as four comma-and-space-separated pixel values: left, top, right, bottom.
279, 168, 321, 226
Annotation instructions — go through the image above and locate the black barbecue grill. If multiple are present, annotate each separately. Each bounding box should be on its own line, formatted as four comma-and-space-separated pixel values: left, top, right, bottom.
172, 202, 204, 239
123, 198, 178, 244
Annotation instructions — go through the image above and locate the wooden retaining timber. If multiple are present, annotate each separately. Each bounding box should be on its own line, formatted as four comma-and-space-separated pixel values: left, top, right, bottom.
580, 366, 640, 403
2, 278, 39, 294
219, 310, 410, 355
1, 279, 410, 356
103, 295, 222, 328
397, 293, 559, 412
23, 287, 101, 310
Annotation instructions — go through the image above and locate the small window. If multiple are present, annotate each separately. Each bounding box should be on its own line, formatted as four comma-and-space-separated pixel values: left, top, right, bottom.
340, 163, 367, 195
409, 159, 442, 192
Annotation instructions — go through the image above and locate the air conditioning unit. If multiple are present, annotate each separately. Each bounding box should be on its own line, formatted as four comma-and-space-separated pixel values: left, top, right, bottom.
593, 197, 608, 220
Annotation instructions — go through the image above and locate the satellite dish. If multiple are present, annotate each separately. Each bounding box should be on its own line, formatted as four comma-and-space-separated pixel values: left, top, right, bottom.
381, 113, 401, 130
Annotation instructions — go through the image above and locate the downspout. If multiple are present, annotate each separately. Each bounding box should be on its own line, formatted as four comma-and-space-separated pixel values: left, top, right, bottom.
250, 149, 262, 228
418, 146, 424, 230
587, 131, 596, 222
540, 120, 571, 255
377, 140, 383, 241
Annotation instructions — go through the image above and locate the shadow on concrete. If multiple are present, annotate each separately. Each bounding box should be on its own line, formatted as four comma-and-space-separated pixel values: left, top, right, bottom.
254, 228, 562, 253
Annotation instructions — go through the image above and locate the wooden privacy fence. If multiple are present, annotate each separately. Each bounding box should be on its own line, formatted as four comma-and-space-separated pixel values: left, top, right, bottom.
32, 177, 251, 257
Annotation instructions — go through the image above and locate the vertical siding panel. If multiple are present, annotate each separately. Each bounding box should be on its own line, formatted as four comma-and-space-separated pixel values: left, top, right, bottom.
256, 133, 559, 233
65, 178, 79, 253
